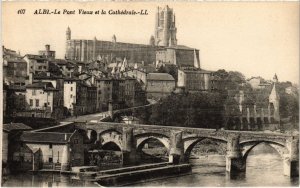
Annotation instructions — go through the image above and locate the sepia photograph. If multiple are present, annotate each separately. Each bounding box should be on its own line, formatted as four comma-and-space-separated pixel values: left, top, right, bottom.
1, 1, 299, 187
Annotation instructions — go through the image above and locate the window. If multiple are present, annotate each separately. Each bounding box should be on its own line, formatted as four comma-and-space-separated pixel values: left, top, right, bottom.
71, 87, 73, 91
29, 99, 33, 106
32, 90, 36, 95
73, 139, 78, 144
49, 157, 53, 163
49, 144, 52, 149
70, 94, 72, 98
36, 99, 39, 107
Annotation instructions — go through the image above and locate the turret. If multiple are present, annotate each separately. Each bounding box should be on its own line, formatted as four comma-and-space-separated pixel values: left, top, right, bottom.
149, 35, 155, 46
112, 34, 117, 43
269, 74, 280, 122
273, 73, 278, 83
66, 26, 71, 40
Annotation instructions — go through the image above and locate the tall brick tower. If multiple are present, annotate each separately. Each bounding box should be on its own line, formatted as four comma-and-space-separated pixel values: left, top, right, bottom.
65, 27, 71, 58
154, 5, 177, 46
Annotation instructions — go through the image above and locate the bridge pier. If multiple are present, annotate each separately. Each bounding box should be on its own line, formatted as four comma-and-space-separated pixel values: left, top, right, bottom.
283, 137, 299, 177
226, 135, 246, 177
169, 131, 184, 164
122, 127, 140, 165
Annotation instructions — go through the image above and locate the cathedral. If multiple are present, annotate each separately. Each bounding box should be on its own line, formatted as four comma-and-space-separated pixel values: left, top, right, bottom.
65, 5, 200, 68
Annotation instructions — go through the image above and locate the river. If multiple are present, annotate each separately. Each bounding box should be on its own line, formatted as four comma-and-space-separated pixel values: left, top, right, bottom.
2, 153, 299, 187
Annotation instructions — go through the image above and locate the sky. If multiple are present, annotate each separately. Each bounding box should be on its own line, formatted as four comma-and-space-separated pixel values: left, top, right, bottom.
2, 2, 299, 84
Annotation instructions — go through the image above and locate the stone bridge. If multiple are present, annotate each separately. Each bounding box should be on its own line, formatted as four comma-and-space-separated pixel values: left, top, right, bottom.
84, 122, 299, 177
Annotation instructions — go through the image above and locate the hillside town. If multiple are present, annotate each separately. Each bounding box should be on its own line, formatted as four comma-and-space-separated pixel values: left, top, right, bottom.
2, 4, 299, 187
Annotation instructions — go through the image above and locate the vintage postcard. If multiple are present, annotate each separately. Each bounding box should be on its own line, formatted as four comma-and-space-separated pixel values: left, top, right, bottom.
1, 1, 299, 187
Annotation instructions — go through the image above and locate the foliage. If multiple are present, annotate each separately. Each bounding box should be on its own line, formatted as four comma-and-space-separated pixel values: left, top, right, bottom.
213, 69, 248, 90
276, 82, 299, 119
147, 92, 224, 129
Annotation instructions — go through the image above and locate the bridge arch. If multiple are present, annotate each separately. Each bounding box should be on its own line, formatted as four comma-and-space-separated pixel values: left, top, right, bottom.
99, 129, 123, 151
86, 129, 97, 143
240, 140, 289, 160
135, 133, 170, 152
183, 137, 227, 161
102, 141, 122, 151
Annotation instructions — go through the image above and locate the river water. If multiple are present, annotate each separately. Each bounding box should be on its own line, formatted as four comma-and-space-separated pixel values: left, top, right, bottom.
3, 153, 299, 187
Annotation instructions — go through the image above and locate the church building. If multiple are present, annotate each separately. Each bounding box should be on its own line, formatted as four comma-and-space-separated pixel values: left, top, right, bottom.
65, 5, 199, 68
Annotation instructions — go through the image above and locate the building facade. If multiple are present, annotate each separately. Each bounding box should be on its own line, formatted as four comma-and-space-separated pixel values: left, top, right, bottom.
177, 68, 212, 92
12, 130, 85, 171
3, 46, 27, 85
146, 73, 175, 99
23, 54, 49, 75
225, 75, 281, 130
154, 5, 177, 46
25, 82, 59, 118
38, 44, 56, 59
65, 5, 199, 68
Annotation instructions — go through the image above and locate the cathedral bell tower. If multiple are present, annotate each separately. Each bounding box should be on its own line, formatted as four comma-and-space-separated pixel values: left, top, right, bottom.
154, 5, 177, 46
65, 27, 71, 59
66, 26, 71, 41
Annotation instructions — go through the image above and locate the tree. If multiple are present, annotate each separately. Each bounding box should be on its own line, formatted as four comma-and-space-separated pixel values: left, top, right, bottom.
145, 92, 224, 129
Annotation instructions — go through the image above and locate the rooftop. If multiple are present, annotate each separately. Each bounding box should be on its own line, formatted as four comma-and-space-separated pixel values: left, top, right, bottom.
3, 123, 32, 132
26, 81, 57, 91
20, 131, 73, 144
147, 73, 175, 81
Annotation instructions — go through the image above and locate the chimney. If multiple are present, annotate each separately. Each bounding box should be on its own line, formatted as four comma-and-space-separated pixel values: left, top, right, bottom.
45, 44, 50, 52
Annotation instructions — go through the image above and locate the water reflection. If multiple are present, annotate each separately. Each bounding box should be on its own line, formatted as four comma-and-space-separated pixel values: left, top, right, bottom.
3, 153, 299, 187
3, 173, 97, 187
130, 153, 298, 187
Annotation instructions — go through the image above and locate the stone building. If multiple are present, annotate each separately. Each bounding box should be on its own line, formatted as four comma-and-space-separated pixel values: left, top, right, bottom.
38, 44, 56, 59
23, 54, 49, 75
177, 68, 212, 92
2, 123, 32, 165
123, 68, 147, 87
63, 78, 97, 116
146, 73, 175, 99
65, 5, 200, 68
65, 27, 156, 64
25, 81, 59, 118
2, 46, 27, 85
225, 75, 281, 130
247, 76, 272, 89
155, 46, 200, 67
33, 73, 65, 119
95, 76, 146, 112
11, 130, 85, 171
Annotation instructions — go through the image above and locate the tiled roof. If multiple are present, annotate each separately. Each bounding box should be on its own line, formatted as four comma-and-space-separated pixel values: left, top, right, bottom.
26, 82, 57, 91
8, 85, 26, 91
50, 59, 67, 65
167, 45, 195, 50
147, 73, 175, 81
20, 132, 73, 143
5, 58, 27, 63
3, 123, 32, 132
24, 54, 47, 60
180, 68, 212, 74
